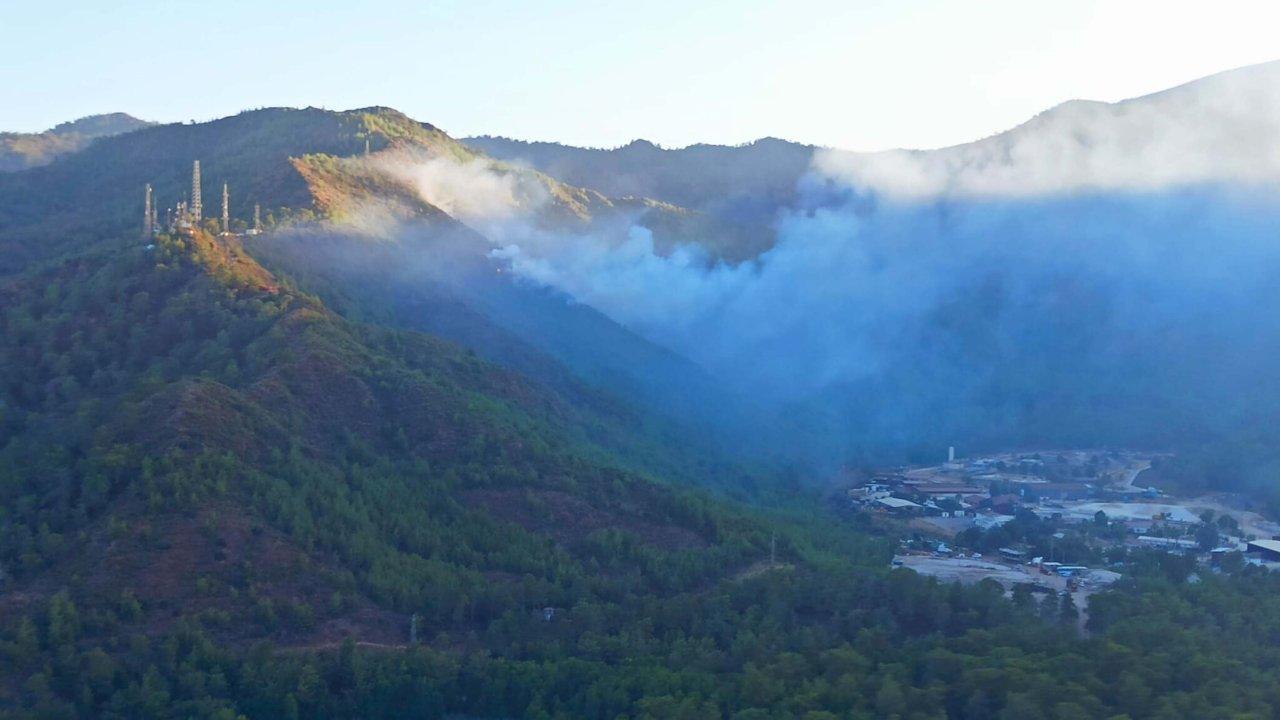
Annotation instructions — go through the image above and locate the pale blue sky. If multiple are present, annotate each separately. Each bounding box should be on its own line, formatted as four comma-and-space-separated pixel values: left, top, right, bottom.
2, 0, 1278, 150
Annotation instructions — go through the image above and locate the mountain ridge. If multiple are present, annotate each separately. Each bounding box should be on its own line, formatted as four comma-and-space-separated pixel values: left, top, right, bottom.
0, 106, 707, 275
469, 59, 1280, 264
0, 112, 152, 173
0, 106, 784, 474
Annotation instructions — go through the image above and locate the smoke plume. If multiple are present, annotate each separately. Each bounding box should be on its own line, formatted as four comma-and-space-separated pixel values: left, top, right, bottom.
372, 62, 1280, 459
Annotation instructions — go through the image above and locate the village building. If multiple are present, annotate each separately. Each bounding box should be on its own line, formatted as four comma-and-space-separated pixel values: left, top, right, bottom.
1137, 535, 1199, 552
875, 497, 923, 515
1246, 539, 1280, 562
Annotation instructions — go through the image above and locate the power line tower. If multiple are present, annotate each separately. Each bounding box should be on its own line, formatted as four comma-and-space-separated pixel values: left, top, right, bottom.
221, 183, 230, 234
190, 160, 203, 222
143, 184, 153, 237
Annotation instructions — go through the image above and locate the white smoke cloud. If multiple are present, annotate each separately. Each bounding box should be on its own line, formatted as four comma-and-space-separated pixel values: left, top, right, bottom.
371, 147, 749, 339
490, 224, 755, 328
381, 151, 549, 227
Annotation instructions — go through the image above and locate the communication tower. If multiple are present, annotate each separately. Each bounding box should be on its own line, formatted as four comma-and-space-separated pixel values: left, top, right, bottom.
190, 161, 203, 222
143, 184, 153, 237
252, 204, 262, 234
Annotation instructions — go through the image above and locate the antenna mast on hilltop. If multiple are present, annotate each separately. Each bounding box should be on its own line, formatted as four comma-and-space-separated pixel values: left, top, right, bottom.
221, 183, 230, 233
190, 161, 203, 222
143, 184, 153, 237
253, 204, 261, 232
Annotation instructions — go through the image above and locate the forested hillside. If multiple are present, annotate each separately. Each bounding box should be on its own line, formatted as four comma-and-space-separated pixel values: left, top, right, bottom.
0, 226, 831, 714
242, 220, 797, 485
7, 103, 1280, 719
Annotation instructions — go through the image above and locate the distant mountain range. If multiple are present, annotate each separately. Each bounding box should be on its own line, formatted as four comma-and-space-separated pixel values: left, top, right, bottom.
0, 112, 152, 172
470, 60, 1280, 261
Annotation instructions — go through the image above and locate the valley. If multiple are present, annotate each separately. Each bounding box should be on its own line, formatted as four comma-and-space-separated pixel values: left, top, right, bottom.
4, 57, 1280, 719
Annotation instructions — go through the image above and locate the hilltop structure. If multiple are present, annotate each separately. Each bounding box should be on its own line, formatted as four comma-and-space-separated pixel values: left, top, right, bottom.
142, 184, 153, 238
190, 160, 202, 222
143, 160, 262, 238
220, 183, 230, 236
162, 161, 201, 234
246, 203, 263, 236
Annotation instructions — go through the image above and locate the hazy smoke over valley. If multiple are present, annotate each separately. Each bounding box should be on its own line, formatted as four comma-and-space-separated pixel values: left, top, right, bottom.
370, 63, 1280, 458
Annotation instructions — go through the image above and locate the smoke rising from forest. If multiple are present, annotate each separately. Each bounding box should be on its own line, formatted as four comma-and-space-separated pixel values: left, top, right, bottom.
370, 66, 1280, 458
